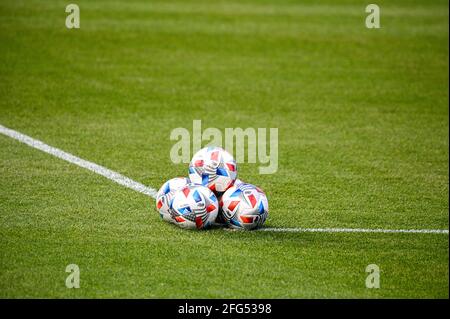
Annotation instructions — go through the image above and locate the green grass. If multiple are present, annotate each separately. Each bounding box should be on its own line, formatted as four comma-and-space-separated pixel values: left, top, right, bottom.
0, 0, 448, 298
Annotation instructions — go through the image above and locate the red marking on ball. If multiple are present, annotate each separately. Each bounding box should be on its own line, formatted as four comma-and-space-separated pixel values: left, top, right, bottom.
226, 163, 235, 172
175, 216, 185, 223
206, 204, 216, 213
240, 216, 254, 223
194, 160, 204, 167
248, 194, 257, 208
195, 216, 203, 228
211, 151, 219, 161
228, 200, 240, 211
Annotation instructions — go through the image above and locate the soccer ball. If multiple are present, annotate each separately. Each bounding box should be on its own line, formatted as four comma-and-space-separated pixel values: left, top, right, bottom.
220, 182, 269, 230
171, 183, 219, 229
155, 177, 190, 223
189, 146, 237, 194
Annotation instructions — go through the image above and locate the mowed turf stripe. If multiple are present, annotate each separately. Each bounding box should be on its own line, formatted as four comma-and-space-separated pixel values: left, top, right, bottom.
0, 124, 158, 198
1, 123, 448, 235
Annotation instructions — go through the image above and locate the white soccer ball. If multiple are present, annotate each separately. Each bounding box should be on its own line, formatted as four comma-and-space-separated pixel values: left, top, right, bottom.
220, 182, 269, 230
171, 183, 219, 229
155, 177, 190, 223
188, 146, 237, 194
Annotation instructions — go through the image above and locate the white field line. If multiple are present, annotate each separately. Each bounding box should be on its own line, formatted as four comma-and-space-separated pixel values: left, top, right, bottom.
1, 124, 448, 235
0, 124, 158, 198
259, 227, 449, 234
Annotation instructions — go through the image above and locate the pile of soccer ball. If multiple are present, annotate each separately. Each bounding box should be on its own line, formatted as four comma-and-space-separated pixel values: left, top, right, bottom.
155, 146, 269, 230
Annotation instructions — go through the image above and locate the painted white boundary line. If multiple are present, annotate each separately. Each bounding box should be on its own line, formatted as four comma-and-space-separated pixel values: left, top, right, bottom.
1, 123, 448, 235
0, 124, 158, 198
259, 227, 449, 234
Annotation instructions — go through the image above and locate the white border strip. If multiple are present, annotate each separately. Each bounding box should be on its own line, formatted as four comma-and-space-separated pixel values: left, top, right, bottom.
0, 124, 158, 198
1, 123, 448, 235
